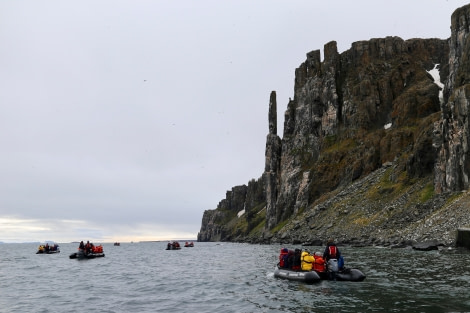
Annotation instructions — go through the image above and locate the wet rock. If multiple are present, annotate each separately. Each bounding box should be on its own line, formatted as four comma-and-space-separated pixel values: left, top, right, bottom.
302, 239, 323, 246
412, 240, 441, 251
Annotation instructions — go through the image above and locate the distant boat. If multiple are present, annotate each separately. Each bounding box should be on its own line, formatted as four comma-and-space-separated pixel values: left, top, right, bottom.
69, 242, 105, 260
184, 241, 194, 247
69, 249, 105, 259
166, 241, 181, 250
114, 242, 120, 246
36, 244, 60, 254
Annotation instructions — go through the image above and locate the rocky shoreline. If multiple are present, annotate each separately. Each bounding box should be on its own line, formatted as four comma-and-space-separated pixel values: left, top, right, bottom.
257, 162, 470, 249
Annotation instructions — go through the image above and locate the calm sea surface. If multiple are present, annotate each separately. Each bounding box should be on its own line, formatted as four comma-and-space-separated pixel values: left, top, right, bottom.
1, 242, 469, 313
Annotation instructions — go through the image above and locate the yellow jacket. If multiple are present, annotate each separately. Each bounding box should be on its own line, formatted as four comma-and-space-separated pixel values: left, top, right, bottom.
301, 251, 314, 271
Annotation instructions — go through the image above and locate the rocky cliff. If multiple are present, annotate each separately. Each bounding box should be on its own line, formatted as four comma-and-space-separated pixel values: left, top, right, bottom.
197, 4, 470, 247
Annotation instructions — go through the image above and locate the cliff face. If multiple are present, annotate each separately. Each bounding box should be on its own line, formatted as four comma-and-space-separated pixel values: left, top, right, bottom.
435, 6, 470, 193
197, 178, 265, 242
197, 4, 470, 246
270, 36, 448, 231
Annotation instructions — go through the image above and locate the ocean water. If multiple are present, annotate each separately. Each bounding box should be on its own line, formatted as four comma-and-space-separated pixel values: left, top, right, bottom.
1, 242, 469, 313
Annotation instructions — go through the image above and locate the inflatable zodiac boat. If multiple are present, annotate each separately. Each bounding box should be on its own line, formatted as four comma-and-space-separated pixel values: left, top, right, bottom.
69, 245, 105, 259
69, 249, 105, 259
36, 244, 60, 254
166, 241, 181, 250
274, 266, 366, 283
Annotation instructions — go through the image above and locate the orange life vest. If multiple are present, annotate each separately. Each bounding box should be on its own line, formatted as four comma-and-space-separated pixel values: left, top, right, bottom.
92, 245, 103, 253
313, 256, 326, 272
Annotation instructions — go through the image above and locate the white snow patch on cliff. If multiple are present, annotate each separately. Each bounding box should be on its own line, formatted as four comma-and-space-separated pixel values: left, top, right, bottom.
428, 64, 444, 104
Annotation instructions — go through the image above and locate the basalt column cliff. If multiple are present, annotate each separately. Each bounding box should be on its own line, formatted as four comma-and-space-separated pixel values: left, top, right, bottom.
198, 4, 470, 246
435, 5, 470, 193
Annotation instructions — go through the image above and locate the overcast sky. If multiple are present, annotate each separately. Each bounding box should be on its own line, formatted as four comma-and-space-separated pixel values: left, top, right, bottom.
1, 1, 468, 243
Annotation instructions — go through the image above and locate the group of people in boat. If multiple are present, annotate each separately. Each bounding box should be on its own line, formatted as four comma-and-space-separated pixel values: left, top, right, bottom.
37, 243, 60, 253
279, 239, 344, 279
166, 241, 181, 249
78, 240, 103, 255
166, 241, 195, 249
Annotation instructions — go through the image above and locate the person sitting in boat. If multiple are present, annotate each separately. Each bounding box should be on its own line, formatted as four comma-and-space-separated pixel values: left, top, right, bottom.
44, 243, 50, 253
301, 250, 314, 271
79, 241, 85, 250
92, 244, 103, 253
290, 248, 302, 270
323, 238, 341, 261
278, 248, 289, 268
85, 241, 92, 255
313, 251, 326, 273
285, 250, 293, 269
